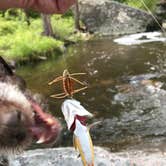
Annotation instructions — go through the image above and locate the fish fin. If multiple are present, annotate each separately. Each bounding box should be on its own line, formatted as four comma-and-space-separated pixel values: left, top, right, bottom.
73, 134, 78, 151
88, 121, 102, 130
73, 135, 81, 158
74, 120, 94, 166
75, 132, 94, 166
75, 136, 87, 166
87, 130, 95, 165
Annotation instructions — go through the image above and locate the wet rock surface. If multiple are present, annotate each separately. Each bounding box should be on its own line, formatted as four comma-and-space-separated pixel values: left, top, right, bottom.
11, 147, 111, 166
16, 38, 166, 156
90, 73, 166, 151
10, 147, 166, 166
114, 32, 166, 45
78, 0, 154, 35
156, 0, 166, 23
155, 0, 166, 30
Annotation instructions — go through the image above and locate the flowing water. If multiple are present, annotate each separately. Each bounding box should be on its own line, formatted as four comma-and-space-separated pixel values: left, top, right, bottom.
16, 37, 166, 152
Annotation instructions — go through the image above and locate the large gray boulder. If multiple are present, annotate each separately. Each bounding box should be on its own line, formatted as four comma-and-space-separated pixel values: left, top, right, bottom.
155, 0, 166, 29
10, 147, 166, 166
78, 0, 154, 35
156, 0, 166, 21
11, 147, 112, 166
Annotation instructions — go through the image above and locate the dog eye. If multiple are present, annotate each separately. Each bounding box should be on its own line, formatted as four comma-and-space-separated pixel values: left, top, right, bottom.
16, 110, 22, 121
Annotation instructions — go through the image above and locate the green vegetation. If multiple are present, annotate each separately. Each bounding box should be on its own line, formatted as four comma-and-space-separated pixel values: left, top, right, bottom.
0, 17, 63, 61
115, 0, 157, 11
0, 10, 84, 63
0, 1, 157, 64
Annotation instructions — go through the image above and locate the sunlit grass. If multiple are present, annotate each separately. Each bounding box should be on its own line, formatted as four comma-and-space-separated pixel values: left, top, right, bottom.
0, 12, 79, 62
4, 31, 63, 60
51, 15, 75, 39
125, 0, 157, 11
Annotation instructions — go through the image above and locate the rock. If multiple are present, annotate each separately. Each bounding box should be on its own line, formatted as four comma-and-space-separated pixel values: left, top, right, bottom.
10, 147, 112, 166
156, 0, 166, 18
10, 147, 166, 166
114, 32, 166, 45
162, 21, 166, 30
77, 0, 154, 36
155, 0, 166, 28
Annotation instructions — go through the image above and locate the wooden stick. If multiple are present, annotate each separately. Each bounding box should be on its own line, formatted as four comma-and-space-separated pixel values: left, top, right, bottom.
70, 77, 85, 85
48, 76, 63, 85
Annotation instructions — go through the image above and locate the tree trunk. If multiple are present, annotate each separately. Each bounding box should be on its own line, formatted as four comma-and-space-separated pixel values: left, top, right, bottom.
74, 0, 81, 30
41, 14, 54, 37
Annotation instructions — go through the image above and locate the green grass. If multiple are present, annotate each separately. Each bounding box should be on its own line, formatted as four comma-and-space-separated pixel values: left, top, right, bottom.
51, 15, 88, 42
115, 0, 157, 11
126, 0, 157, 11
51, 15, 74, 39
0, 11, 83, 63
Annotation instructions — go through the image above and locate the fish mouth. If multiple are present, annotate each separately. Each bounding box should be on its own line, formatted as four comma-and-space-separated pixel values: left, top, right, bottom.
29, 101, 61, 144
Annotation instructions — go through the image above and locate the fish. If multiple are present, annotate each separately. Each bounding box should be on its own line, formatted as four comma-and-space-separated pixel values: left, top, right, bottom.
73, 119, 94, 166
61, 99, 94, 166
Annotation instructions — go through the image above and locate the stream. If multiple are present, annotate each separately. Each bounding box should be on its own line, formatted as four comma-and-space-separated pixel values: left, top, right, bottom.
16, 35, 166, 152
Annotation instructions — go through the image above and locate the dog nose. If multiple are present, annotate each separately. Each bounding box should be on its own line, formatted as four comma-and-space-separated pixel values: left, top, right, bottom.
12, 129, 27, 142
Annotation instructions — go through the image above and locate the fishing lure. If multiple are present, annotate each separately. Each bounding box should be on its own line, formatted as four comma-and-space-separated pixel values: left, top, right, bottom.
61, 99, 94, 166
49, 70, 95, 166
48, 69, 87, 98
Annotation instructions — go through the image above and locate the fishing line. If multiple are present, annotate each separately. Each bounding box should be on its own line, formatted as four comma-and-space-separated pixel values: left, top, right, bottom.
61, 41, 69, 72
140, 0, 166, 36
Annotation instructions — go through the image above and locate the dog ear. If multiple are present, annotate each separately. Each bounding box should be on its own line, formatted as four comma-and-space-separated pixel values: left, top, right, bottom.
0, 56, 13, 76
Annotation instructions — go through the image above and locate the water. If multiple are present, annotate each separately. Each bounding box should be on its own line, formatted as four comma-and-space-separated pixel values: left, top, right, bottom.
16, 38, 166, 152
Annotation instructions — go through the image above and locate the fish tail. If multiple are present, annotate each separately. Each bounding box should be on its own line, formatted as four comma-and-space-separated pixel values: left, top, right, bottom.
87, 131, 94, 166
87, 163, 94, 166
